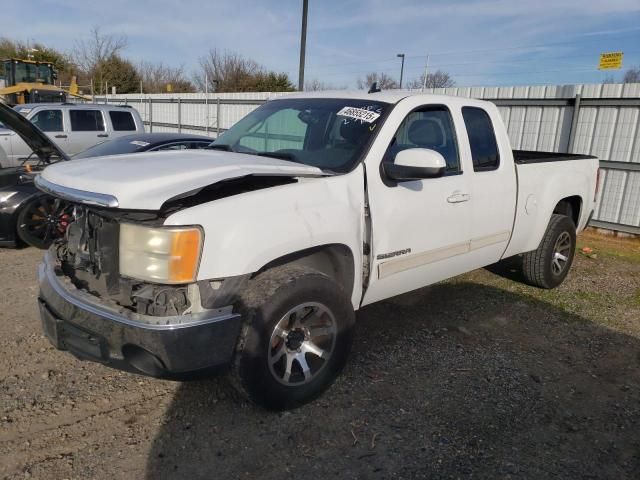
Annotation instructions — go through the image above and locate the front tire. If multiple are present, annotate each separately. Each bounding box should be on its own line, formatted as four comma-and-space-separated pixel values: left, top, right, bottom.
231, 265, 355, 410
522, 214, 576, 289
16, 195, 71, 249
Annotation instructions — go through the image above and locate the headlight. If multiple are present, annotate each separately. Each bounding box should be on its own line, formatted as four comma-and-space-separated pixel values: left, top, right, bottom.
119, 224, 203, 284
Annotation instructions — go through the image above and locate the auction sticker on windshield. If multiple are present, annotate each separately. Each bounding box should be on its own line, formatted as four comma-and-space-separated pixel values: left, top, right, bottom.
337, 106, 381, 123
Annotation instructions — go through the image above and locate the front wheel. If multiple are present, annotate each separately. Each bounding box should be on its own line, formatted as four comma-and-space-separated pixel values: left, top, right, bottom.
230, 265, 355, 410
16, 195, 72, 249
522, 214, 576, 289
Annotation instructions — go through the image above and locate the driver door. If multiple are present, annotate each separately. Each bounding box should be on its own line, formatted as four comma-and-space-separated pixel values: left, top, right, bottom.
362, 105, 472, 305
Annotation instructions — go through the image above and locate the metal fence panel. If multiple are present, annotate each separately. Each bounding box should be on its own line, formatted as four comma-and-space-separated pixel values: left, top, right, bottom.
96, 82, 640, 234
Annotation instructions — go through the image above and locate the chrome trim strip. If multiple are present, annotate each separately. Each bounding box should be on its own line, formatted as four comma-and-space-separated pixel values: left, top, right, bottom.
39, 254, 239, 331
35, 176, 120, 208
469, 230, 511, 251
378, 230, 511, 279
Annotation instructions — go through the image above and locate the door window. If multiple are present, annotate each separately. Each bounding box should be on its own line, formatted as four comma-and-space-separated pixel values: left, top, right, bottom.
385, 107, 460, 173
30, 110, 63, 132
461, 107, 500, 171
109, 111, 136, 131
69, 110, 105, 132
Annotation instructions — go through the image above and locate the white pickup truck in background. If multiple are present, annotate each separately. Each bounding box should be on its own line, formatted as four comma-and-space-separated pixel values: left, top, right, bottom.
34, 91, 599, 409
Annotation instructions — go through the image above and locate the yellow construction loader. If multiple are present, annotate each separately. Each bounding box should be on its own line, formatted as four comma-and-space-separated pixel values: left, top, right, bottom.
0, 58, 90, 105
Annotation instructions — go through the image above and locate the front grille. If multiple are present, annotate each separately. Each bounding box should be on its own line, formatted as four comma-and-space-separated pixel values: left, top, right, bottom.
58, 206, 120, 298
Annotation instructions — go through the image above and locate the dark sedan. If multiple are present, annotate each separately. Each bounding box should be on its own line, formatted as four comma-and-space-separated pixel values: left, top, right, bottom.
0, 106, 213, 248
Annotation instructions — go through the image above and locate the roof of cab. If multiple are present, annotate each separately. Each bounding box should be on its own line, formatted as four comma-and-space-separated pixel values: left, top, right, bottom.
14, 103, 135, 111
273, 90, 494, 109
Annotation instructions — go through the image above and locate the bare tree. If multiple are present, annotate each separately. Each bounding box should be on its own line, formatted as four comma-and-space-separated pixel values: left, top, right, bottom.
407, 70, 455, 89
623, 66, 640, 83
304, 78, 344, 91
194, 49, 294, 92
73, 26, 128, 94
356, 72, 398, 90
138, 61, 195, 93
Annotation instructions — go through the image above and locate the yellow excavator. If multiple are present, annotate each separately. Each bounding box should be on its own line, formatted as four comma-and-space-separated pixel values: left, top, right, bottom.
0, 58, 90, 105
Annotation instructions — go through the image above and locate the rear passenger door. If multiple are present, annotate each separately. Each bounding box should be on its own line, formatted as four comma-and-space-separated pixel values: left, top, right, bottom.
107, 110, 139, 140
68, 109, 109, 155
461, 106, 517, 265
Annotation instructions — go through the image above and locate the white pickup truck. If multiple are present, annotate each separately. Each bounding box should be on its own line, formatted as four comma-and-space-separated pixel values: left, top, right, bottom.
34, 91, 599, 410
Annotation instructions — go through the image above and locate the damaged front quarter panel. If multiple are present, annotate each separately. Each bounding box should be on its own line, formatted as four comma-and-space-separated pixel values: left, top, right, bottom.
162, 164, 367, 308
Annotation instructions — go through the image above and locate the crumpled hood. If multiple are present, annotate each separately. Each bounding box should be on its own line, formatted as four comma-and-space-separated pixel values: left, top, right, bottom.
39, 150, 325, 210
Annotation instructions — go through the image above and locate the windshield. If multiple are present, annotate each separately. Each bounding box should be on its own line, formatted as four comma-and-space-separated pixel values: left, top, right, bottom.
210, 98, 390, 173
73, 137, 149, 159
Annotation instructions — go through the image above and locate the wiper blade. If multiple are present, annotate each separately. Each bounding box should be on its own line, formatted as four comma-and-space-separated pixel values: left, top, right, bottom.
255, 151, 299, 162
207, 144, 233, 152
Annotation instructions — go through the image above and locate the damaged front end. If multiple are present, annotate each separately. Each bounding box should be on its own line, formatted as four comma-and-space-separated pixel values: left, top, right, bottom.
34, 158, 317, 377
38, 203, 246, 379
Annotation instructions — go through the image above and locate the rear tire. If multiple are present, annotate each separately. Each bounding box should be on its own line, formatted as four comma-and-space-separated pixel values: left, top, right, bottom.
230, 265, 355, 410
522, 214, 576, 289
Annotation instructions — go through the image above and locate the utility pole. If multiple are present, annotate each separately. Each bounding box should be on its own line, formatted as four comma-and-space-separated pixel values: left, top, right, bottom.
397, 53, 405, 89
421, 55, 430, 92
298, 0, 308, 91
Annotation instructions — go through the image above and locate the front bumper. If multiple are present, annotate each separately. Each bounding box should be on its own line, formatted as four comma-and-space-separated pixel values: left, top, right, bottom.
37, 252, 242, 378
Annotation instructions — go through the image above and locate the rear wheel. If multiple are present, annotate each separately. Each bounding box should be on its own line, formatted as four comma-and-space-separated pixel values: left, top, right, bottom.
522, 214, 576, 289
16, 195, 72, 249
230, 265, 355, 410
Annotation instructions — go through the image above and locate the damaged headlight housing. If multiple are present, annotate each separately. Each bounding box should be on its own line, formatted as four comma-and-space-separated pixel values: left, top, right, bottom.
119, 224, 203, 284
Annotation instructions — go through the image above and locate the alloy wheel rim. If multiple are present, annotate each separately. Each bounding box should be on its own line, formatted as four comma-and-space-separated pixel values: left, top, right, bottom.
21, 197, 71, 246
268, 302, 337, 386
551, 231, 571, 275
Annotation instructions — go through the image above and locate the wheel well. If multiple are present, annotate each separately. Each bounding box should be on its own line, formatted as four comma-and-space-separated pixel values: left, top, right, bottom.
553, 196, 581, 226
257, 244, 355, 297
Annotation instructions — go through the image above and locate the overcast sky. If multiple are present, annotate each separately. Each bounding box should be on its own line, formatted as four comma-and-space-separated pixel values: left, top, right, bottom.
5, 0, 640, 88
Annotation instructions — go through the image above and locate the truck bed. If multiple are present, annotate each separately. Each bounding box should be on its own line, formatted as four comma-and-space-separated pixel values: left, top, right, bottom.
513, 150, 596, 165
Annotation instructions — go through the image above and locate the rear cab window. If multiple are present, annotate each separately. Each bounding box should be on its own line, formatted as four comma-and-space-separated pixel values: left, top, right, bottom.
30, 109, 63, 132
461, 107, 500, 171
109, 111, 137, 131
70, 110, 105, 132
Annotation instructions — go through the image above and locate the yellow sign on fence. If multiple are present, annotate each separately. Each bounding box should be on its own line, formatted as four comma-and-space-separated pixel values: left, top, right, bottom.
599, 52, 623, 70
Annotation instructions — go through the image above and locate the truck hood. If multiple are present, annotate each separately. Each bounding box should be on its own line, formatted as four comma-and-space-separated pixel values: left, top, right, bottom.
0, 101, 69, 163
37, 150, 326, 210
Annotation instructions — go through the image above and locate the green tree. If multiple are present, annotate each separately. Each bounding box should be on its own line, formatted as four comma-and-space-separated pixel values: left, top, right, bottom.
99, 54, 140, 94
254, 72, 295, 92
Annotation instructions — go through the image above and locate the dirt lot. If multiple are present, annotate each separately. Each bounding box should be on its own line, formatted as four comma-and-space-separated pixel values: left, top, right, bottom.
1, 231, 639, 480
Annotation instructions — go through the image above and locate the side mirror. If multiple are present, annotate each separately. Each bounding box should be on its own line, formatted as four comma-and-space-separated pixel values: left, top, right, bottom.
383, 148, 447, 181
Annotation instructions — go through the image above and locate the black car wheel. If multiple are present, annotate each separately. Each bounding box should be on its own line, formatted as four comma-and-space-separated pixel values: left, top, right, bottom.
16, 195, 72, 249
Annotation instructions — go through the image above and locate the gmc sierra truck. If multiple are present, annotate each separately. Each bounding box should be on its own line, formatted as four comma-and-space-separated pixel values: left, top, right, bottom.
31, 91, 599, 410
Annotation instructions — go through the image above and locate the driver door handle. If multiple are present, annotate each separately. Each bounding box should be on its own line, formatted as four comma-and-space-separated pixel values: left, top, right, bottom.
97, 134, 109, 138
447, 192, 470, 203
54, 134, 67, 138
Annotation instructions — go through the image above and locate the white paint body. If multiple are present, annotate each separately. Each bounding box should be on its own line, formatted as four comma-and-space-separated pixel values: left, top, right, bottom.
40, 92, 599, 310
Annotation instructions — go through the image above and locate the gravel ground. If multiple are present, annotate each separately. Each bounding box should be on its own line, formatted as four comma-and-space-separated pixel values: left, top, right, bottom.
1, 231, 639, 479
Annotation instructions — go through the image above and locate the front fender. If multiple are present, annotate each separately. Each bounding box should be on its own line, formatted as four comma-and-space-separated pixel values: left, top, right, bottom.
164, 166, 366, 307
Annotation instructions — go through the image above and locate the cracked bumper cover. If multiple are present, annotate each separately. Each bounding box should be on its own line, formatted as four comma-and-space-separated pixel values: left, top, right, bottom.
37, 252, 242, 378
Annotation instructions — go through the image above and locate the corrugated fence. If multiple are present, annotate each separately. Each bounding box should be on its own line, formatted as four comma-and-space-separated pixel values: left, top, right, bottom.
97, 82, 640, 234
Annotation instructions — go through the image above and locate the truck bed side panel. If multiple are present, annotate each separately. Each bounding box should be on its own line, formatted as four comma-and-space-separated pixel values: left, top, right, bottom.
503, 158, 599, 258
